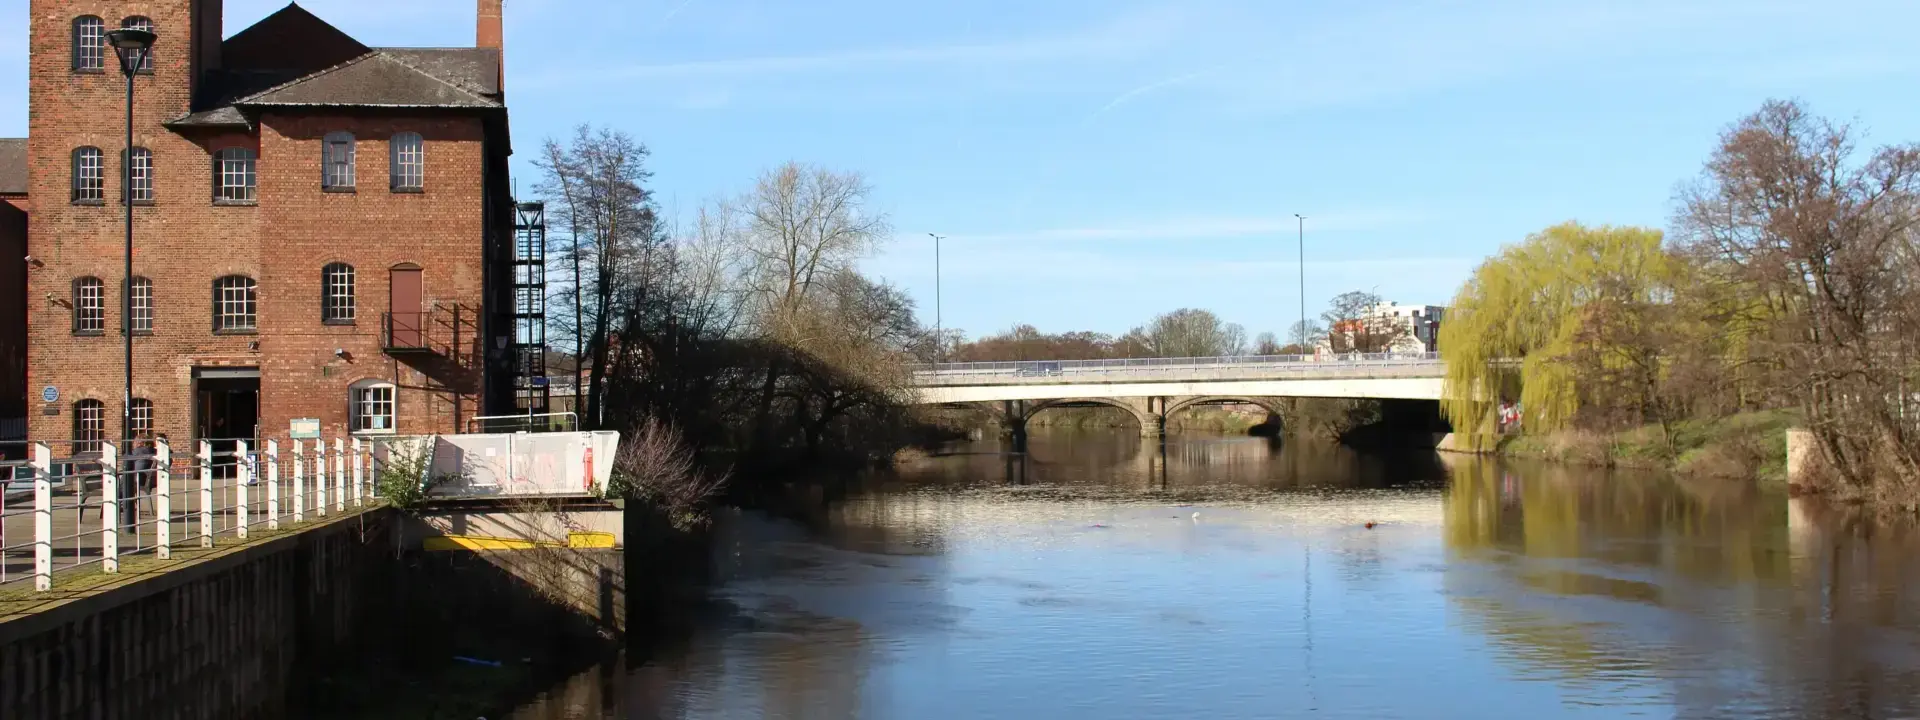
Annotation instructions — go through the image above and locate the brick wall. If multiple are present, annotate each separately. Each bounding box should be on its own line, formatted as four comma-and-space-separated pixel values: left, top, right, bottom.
253, 113, 489, 441
23, 0, 503, 447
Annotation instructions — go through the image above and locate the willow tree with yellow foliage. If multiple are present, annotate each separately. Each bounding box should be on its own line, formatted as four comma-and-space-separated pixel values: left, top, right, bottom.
1437, 223, 1689, 450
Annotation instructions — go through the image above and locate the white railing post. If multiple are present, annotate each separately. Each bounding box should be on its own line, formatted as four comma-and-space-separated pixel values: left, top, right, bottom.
198, 440, 214, 547
315, 439, 328, 517
235, 440, 251, 539
155, 438, 170, 559
351, 437, 365, 507
31, 443, 52, 591
266, 440, 280, 530
292, 440, 306, 522
100, 441, 119, 573
333, 438, 347, 514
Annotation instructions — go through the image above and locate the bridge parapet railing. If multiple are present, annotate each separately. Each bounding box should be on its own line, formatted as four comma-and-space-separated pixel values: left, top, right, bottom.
911, 352, 1441, 379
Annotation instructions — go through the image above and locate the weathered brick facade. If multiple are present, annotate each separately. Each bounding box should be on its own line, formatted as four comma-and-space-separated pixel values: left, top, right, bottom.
13, 0, 517, 451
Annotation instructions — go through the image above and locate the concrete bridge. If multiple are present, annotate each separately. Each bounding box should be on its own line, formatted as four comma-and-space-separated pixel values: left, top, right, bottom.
911, 353, 1446, 438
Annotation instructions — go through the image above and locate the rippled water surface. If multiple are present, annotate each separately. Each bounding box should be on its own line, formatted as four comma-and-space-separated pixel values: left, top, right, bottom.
512, 431, 1920, 719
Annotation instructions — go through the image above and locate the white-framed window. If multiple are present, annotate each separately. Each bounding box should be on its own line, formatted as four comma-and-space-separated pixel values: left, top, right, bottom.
323, 132, 355, 189
125, 147, 153, 204
130, 398, 154, 438
120, 16, 154, 72
129, 276, 153, 333
74, 400, 105, 454
213, 275, 257, 332
350, 381, 396, 434
322, 263, 356, 323
390, 132, 424, 190
72, 16, 105, 72
214, 148, 256, 203
73, 276, 105, 334
72, 147, 104, 203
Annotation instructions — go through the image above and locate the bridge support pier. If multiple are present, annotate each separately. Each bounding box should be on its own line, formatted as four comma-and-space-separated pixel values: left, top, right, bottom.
1002, 400, 1029, 453
1139, 396, 1167, 439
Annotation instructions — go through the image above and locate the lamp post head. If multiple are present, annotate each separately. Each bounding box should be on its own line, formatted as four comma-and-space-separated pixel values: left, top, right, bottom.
106, 29, 156, 76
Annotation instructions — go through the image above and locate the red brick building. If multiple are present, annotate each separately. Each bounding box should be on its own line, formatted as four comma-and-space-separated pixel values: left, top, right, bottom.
4, 0, 525, 456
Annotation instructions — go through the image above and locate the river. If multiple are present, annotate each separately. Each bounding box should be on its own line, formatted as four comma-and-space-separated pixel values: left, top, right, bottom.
508, 430, 1920, 719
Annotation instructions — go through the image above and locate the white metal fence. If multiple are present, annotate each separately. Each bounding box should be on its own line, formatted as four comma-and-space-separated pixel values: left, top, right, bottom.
0, 436, 377, 592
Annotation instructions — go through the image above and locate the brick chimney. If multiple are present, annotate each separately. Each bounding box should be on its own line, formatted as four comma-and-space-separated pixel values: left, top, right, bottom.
478, 0, 503, 90
478, 0, 504, 49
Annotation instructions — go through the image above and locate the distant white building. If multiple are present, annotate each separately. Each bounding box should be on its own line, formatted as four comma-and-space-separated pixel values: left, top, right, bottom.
1317, 301, 1446, 354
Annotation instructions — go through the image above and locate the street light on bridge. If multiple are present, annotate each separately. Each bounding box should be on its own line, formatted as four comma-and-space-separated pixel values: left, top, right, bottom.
1295, 214, 1306, 352
928, 233, 945, 364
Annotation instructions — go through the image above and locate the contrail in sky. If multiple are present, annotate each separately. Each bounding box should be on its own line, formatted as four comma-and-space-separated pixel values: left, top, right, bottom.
1079, 64, 1229, 127
662, 0, 701, 23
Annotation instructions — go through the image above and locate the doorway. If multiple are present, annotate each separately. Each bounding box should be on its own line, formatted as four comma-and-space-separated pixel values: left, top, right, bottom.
389, 263, 424, 347
194, 368, 259, 478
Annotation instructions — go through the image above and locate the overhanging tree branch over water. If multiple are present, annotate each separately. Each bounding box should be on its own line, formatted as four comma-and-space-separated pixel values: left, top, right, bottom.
1439, 99, 1920, 502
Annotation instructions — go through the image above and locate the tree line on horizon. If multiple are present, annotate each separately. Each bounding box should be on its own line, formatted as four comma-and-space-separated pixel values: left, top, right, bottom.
942, 290, 1418, 363
1439, 99, 1920, 505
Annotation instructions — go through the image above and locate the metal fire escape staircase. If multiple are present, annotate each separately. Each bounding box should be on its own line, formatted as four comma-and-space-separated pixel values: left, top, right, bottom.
511, 202, 551, 414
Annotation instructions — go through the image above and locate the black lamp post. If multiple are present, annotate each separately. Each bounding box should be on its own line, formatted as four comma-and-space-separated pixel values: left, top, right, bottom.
107, 28, 154, 448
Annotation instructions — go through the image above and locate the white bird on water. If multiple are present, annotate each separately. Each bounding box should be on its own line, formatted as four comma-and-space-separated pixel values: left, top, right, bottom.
1192, 511, 1201, 522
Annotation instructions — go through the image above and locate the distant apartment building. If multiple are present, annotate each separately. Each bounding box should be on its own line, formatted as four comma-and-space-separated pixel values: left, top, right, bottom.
3, 0, 535, 457
1320, 301, 1446, 354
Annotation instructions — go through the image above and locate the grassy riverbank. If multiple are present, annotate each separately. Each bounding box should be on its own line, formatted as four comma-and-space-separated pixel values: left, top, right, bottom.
1484, 410, 1797, 482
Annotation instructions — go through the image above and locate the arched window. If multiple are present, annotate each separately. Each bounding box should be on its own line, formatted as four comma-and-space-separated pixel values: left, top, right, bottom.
322, 263, 356, 323
130, 398, 154, 439
389, 132, 424, 191
72, 276, 105, 334
72, 16, 105, 72
213, 148, 256, 203
119, 16, 154, 72
322, 132, 355, 190
72, 146, 104, 203
212, 275, 257, 333
74, 400, 106, 455
128, 276, 154, 334
350, 380, 396, 434
124, 147, 153, 204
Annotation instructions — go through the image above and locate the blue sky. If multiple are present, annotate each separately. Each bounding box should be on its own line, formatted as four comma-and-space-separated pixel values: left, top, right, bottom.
5, 0, 1920, 339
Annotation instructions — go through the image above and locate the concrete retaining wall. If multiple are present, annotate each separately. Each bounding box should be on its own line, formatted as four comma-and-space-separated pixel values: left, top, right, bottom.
0, 508, 395, 720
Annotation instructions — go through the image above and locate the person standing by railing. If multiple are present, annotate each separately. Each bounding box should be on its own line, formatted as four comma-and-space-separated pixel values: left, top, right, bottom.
123, 432, 156, 531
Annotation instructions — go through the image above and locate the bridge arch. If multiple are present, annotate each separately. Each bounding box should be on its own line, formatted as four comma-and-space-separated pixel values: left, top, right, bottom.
1163, 395, 1285, 419
1020, 397, 1151, 430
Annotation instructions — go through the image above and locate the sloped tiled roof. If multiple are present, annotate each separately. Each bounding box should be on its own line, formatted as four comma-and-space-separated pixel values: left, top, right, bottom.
235, 51, 502, 109
0, 139, 25, 195
374, 48, 500, 97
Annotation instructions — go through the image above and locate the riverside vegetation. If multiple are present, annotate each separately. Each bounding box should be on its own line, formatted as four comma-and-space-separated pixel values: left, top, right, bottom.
1440, 100, 1920, 508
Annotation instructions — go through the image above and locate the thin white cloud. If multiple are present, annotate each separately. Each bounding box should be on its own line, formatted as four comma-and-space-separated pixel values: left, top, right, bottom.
944, 211, 1422, 244
518, 4, 1183, 88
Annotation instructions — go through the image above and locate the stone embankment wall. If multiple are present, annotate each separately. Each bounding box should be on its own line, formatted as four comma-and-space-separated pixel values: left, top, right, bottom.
0, 509, 395, 720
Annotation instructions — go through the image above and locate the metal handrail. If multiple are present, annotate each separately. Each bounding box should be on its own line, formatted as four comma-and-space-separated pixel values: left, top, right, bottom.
910, 352, 1443, 375
0, 436, 378, 591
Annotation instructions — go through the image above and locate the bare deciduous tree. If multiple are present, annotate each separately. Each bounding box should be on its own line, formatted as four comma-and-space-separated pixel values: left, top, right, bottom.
536, 126, 663, 428
1676, 99, 1920, 494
